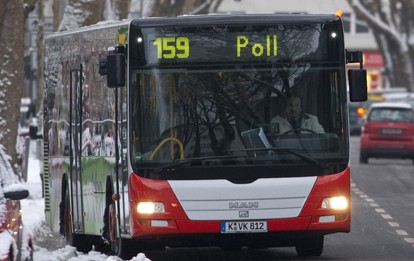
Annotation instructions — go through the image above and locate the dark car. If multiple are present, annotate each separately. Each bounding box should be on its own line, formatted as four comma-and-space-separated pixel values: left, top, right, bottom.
359, 102, 414, 164
348, 102, 366, 135
0, 147, 33, 261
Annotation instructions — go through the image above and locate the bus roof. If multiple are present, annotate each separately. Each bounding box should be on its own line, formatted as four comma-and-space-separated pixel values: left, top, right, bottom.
131, 13, 340, 27
46, 13, 340, 40
45, 19, 131, 40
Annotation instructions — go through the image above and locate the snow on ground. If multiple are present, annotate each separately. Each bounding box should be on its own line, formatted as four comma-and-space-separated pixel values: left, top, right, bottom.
20, 141, 151, 261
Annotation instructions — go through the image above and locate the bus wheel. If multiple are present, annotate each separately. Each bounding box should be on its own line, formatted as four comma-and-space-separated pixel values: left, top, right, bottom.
59, 181, 73, 242
61, 184, 90, 252
106, 203, 135, 259
64, 189, 72, 244
295, 236, 324, 257
108, 202, 119, 253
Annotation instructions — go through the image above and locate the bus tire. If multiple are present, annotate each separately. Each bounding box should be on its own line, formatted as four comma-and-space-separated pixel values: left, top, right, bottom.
63, 186, 72, 245
58, 181, 73, 243
103, 193, 121, 255
104, 200, 136, 259
108, 201, 119, 254
118, 238, 138, 260
295, 236, 324, 257
61, 182, 91, 253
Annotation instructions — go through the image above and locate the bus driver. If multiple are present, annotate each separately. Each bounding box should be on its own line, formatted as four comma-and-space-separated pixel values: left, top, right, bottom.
271, 94, 325, 135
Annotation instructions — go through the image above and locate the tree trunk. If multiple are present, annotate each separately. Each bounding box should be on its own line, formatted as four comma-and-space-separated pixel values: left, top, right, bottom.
52, 0, 61, 31
379, 38, 413, 90
109, 0, 131, 19
59, 0, 106, 31
0, 0, 36, 173
37, 0, 45, 112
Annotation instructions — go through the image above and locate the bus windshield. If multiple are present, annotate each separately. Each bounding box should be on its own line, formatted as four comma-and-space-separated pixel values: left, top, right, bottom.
129, 18, 348, 179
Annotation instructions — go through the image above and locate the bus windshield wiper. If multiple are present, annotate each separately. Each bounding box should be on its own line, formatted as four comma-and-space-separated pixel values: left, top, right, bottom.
274, 148, 332, 171
228, 148, 331, 171
153, 155, 248, 173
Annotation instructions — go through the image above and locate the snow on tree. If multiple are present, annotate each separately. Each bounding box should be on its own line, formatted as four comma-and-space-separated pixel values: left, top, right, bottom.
57, 0, 223, 31
0, 0, 36, 173
58, 0, 134, 31
58, 0, 106, 31
348, 0, 414, 92
144, 0, 222, 17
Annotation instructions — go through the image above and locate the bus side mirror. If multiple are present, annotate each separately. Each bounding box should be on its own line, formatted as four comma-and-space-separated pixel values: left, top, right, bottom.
100, 53, 125, 88
348, 69, 367, 102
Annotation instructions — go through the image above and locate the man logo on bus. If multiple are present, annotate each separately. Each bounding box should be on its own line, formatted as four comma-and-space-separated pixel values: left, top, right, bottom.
229, 201, 259, 209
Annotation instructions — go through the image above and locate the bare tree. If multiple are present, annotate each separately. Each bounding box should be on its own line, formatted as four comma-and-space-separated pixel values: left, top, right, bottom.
58, 0, 135, 30
348, 0, 414, 92
58, 0, 106, 31
108, 0, 132, 19
0, 0, 37, 172
145, 0, 222, 17
52, 0, 61, 31
37, 0, 45, 112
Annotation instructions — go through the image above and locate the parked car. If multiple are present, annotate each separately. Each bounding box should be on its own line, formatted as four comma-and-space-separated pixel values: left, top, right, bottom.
360, 102, 414, 164
0, 146, 33, 261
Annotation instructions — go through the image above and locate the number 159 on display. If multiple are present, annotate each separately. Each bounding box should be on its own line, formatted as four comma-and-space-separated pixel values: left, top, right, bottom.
152, 37, 190, 59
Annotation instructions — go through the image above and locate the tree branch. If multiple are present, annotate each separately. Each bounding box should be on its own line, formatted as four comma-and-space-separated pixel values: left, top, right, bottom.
189, 0, 212, 15
350, 0, 401, 44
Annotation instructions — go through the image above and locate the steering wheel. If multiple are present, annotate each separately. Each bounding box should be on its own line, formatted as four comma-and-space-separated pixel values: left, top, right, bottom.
280, 128, 316, 136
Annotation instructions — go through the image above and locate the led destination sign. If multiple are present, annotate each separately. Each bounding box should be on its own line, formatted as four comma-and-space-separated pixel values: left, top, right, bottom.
143, 31, 280, 65
135, 24, 335, 66
149, 34, 278, 64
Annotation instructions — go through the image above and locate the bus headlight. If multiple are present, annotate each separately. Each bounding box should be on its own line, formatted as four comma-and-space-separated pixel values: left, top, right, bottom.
137, 202, 165, 214
321, 196, 348, 210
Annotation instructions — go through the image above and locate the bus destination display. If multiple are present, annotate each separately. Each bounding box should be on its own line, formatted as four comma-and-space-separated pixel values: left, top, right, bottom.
145, 32, 279, 65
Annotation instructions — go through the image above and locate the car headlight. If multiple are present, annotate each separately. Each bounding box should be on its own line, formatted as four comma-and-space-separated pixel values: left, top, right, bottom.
137, 202, 165, 214
321, 196, 348, 210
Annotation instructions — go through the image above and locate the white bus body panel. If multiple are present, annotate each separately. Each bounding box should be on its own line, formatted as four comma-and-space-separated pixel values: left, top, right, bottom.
168, 177, 317, 220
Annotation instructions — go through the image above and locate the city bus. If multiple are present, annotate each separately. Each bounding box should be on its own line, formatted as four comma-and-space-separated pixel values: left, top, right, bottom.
41, 14, 367, 259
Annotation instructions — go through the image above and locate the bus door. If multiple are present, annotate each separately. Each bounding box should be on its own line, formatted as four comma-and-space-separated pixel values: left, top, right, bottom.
69, 65, 85, 233
117, 86, 129, 235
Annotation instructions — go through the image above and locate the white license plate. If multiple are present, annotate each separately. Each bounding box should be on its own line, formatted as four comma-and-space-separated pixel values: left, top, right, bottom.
381, 128, 402, 134
221, 221, 268, 233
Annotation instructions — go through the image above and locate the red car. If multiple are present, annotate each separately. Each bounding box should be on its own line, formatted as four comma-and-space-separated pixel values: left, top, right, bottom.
0, 147, 33, 261
360, 102, 414, 164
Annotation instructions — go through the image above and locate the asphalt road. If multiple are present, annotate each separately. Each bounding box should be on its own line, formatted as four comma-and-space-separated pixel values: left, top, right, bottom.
38, 137, 414, 260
